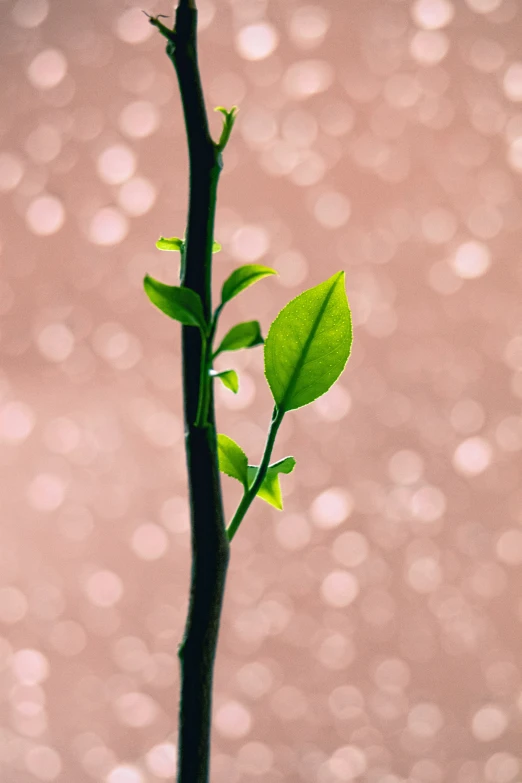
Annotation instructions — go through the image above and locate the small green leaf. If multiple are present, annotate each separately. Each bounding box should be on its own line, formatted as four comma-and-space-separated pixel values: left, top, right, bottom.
215, 105, 239, 120
217, 434, 248, 488
211, 369, 239, 394
214, 321, 264, 357
214, 105, 239, 152
221, 264, 277, 305
156, 236, 220, 253
156, 236, 184, 251
264, 272, 352, 413
144, 275, 207, 332
246, 457, 296, 510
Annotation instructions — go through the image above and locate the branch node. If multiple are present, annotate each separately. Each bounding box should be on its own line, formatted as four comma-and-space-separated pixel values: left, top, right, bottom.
142, 11, 176, 43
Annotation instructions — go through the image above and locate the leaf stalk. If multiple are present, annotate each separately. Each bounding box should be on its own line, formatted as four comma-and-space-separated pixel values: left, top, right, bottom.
226, 405, 285, 541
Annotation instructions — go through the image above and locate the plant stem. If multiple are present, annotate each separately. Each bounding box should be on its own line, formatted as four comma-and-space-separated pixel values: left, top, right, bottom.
194, 334, 209, 427
227, 405, 285, 541
161, 2, 230, 781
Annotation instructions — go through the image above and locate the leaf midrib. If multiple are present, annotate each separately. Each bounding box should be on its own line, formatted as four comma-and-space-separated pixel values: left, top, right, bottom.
278, 276, 340, 412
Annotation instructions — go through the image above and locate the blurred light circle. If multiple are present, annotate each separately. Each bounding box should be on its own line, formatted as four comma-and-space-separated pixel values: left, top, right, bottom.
332, 531, 369, 567
107, 765, 144, 783
320, 570, 359, 607
118, 177, 157, 216
115, 7, 153, 44
468, 38, 505, 73
388, 449, 424, 484
49, 620, 87, 656
25, 123, 61, 163
421, 207, 457, 243
328, 685, 365, 720
311, 487, 353, 528
0, 401, 35, 442
283, 60, 334, 99
313, 191, 351, 228
145, 743, 176, 778
274, 513, 312, 551
373, 658, 411, 691
471, 705, 508, 741
12, 0, 49, 27
12, 649, 50, 684
407, 702, 444, 737
410, 485, 446, 522
118, 101, 160, 138
410, 30, 449, 64
36, 323, 74, 362
26, 195, 65, 235
450, 398, 485, 433
496, 529, 522, 565
289, 5, 330, 49
453, 437, 492, 475
27, 473, 66, 511
235, 23, 279, 61
412, 0, 455, 29
25, 745, 62, 780
215, 700, 252, 739
97, 144, 136, 185
484, 752, 519, 783
114, 691, 158, 727
0, 587, 28, 623
237, 741, 273, 776
27, 49, 67, 89
231, 224, 269, 261
84, 569, 123, 607
327, 745, 367, 779
0, 152, 24, 192
503, 63, 522, 102
43, 417, 80, 454
89, 207, 129, 245
406, 557, 443, 593
452, 240, 491, 279
131, 523, 169, 560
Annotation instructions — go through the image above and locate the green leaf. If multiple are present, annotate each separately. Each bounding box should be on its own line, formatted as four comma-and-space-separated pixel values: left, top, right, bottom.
246, 457, 296, 510
144, 275, 207, 332
156, 236, 184, 251
214, 105, 239, 152
221, 264, 277, 305
211, 369, 239, 394
217, 434, 248, 488
214, 321, 264, 357
156, 236, 220, 253
264, 271, 352, 412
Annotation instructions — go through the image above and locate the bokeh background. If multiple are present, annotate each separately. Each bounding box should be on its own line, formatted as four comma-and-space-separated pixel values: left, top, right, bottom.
1, 0, 522, 780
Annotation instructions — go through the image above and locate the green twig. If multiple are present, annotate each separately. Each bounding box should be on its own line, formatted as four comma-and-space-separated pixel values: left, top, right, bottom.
226, 405, 285, 541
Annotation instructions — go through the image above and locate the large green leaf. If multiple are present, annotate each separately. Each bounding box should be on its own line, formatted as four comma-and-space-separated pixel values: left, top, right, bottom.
221, 264, 277, 305
144, 275, 207, 332
211, 369, 239, 394
264, 272, 352, 412
217, 434, 248, 488
214, 321, 264, 357
247, 457, 296, 510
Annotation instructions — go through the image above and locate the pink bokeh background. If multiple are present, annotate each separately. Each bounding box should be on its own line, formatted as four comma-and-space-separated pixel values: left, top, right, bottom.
1, 0, 522, 780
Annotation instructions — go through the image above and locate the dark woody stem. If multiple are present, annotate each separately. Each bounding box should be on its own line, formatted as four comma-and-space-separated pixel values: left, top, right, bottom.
150, 3, 230, 781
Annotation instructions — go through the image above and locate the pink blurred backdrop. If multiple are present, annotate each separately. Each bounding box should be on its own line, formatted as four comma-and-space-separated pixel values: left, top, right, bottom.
1, 0, 522, 780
